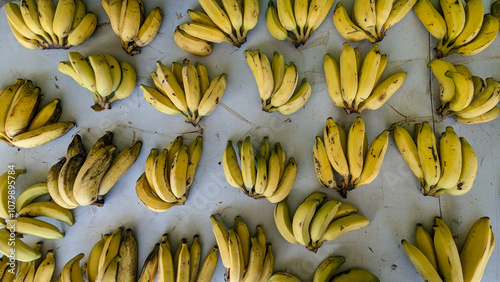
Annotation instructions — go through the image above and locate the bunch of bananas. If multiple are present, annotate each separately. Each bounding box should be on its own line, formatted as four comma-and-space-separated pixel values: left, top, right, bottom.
0, 79, 75, 148
244, 50, 312, 115
4, 0, 97, 50
101, 0, 163, 55
324, 43, 407, 114
141, 60, 227, 126
174, 0, 259, 56
414, 0, 500, 58
48, 133, 142, 208
58, 52, 137, 111
269, 256, 379, 281
7, 242, 56, 281
274, 192, 369, 252
393, 123, 478, 197
222, 136, 297, 203
136, 136, 203, 212
313, 117, 390, 197
332, 0, 416, 43
429, 60, 500, 124
210, 215, 275, 282
85, 227, 137, 282
137, 234, 218, 282
402, 217, 495, 282
265, 0, 335, 46
58, 252, 87, 281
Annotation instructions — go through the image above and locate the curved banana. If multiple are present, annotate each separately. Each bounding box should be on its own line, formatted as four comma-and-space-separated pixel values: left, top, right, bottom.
37, 0, 57, 42
116, 228, 137, 282
186, 136, 203, 189
187, 9, 217, 27
324, 54, 345, 109
52, 0, 77, 45
66, 12, 97, 47
156, 61, 188, 115
319, 214, 370, 244
6, 217, 64, 239
460, 217, 492, 282
352, 0, 376, 35
182, 61, 201, 116
196, 246, 218, 282
18, 201, 74, 225
68, 52, 97, 93
141, 85, 183, 116
417, 122, 440, 191
4, 85, 40, 138
415, 224, 438, 270
170, 145, 189, 199
87, 235, 109, 282
451, 0, 484, 47
445, 70, 474, 112
242, 0, 259, 37
268, 272, 301, 281
240, 136, 256, 190
136, 174, 180, 212
273, 78, 312, 115
222, 140, 245, 189
454, 79, 500, 119
254, 156, 268, 195
173, 27, 213, 56
0, 228, 41, 262
428, 59, 457, 107
199, 0, 234, 36
0, 79, 24, 136
277, 0, 298, 33
357, 72, 407, 112
332, 3, 372, 42
88, 55, 113, 97
119, 0, 141, 43
228, 228, 244, 282
15, 182, 48, 213
381, 0, 418, 35
34, 250, 55, 282
354, 130, 390, 187
267, 158, 297, 203
339, 42, 358, 108
436, 127, 462, 189
138, 243, 159, 282
313, 136, 336, 189
4, 2, 45, 43
392, 124, 424, 185
197, 73, 227, 118
179, 22, 232, 44
451, 15, 500, 56
454, 105, 500, 124
134, 7, 163, 47
347, 117, 365, 184
158, 234, 174, 282
313, 256, 346, 282
273, 198, 299, 244
262, 150, 281, 197
210, 216, 230, 268
309, 200, 342, 244
0, 169, 25, 219
402, 239, 443, 282
266, 0, 289, 41
433, 221, 463, 282
354, 44, 381, 109
58, 153, 86, 207
270, 63, 298, 107
292, 192, 326, 246
222, 0, 243, 38
309, 0, 336, 33
241, 237, 265, 282
440, 137, 477, 196
414, 0, 447, 40
47, 158, 77, 210
27, 99, 62, 131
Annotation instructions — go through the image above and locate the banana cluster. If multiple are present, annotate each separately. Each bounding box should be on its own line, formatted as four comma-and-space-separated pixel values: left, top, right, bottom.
313, 117, 390, 197
210, 215, 274, 282
102, 0, 163, 55
0, 79, 75, 148
392, 123, 478, 197
274, 192, 369, 252
141, 60, 227, 126
429, 60, 500, 124
58, 52, 137, 111
174, 0, 259, 56
4, 0, 97, 50
59, 253, 87, 281
48, 133, 142, 208
270, 257, 379, 282
414, 0, 500, 58
244, 50, 312, 114
265, 0, 335, 46
5, 242, 56, 281
324, 43, 407, 114
222, 136, 297, 203
402, 217, 495, 282
136, 136, 203, 212
138, 234, 218, 282
85, 227, 137, 282
332, 0, 416, 43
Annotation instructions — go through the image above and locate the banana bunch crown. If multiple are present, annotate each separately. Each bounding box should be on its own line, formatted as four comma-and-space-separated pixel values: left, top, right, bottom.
414, 0, 500, 58
324, 43, 407, 114
137, 233, 219, 282
141, 60, 227, 126
274, 192, 369, 252
0, 79, 75, 148
210, 215, 275, 281
58, 52, 137, 112
392, 122, 478, 197
47, 132, 142, 209
102, 0, 163, 55
4, 0, 98, 50
313, 116, 390, 197
429, 60, 500, 124
244, 50, 313, 115
402, 217, 494, 282
174, 0, 260, 56
222, 135, 298, 203
5, 242, 57, 281
136, 136, 203, 212
265, 0, 336, 46
332, 0, 417, 43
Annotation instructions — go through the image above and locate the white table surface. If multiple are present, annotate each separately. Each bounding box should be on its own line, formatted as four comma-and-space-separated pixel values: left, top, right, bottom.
0, 0, 499, 281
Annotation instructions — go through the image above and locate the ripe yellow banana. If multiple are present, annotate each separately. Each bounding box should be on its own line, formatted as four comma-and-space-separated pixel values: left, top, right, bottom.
317, 215, 370, 246
66, 12, 97, 47
392, 124, 424, 186
402, 239, 442, 282
441, 0, 466, 44
138, 243, 159, 282
58, 153, 86, 207
186, 136, 203, 188
134, 7, 163, 47
428, 59, 457, 109
292, 192, 326, 246
266, 0, 289, 41
187, 9, 217, 27
52, 0, 77, 45
242, 0, 259, 37
417, 122, 440, 192
347, 117, 365, 185
196, 246, 218, 282
454, 79, 500, 119
68, 52, 97, 93
151, 149, 177, 203
27, 99, 61, 131
179, 22, 232, 43
4, 85, 40, 138
173, 27, 213, 56
270, 62, 298, 107
414, 224, 439, 270
451, 15, 500, 56
170, 145, 189, 199
435, 127, 462, 190
242, 237, 265, 282
272, 78, 312, 115
309, 200, 342, 244
158, 234, 175, 282
10, 122, 75, 149
6, 217, 63, 239
433, 220, 463, 282
0, 228, 41, 262
88, 55, 114, 97
156, 61, 188, 115
324, 54, 345, 109
254, 155, 268, 195
222, 140, 245, 189
182, 61, 201, 116
262, 150, 281, 198
15, 182, 49, 213
268, 272, 301, 282
222, 0, 243, 38
313, 136, 336, 189
119, 0, 142, 43
18, 201, 74, 226
240, 136, 256, 190
197, 73, 227, 119
454, 106, 500, 124
332, 3, 372, 42
381, 0, 418, 35
210, 215, 230, 269
199, 0, 234, 36
189, 235, 202, 282
313, 256, 346, 282
339, 42, 358, 108
87, 235, 109, 282
356, 72, 407, 112
439, 137, 477, 196
460, 217, 493, 282
274, 198, 298, 244
136, 174, 181, 212
445, 70, 474, 112
354, 130, 389, 187
4, 2, 45, 43
451, 0, 484, 47
34, 250, 55, 281
354, 45, 381, 110
277, 0, 298, 33
140, 85, 183, 116
414, 0, 447, 40
228, 228, 244, 282
352, 0, 376, 35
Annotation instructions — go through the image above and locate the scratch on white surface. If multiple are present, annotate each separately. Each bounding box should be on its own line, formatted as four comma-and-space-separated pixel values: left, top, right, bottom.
219, 102, 255, 126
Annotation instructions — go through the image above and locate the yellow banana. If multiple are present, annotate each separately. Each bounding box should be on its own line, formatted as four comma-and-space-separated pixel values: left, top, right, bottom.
19, 0, 50, 41
402, 239, 442, 282
187, 9, 217, 27
392, 124, 424, 185
267, 157, 297, 203
433, 220, 463, 282
451, 15, 500, 56
197, 73, 227, 119
292, 192, 327, 247
318, 215, 370, 245
173, 27, 213, 56
381, 0, 418, 35
58, 153, 86, 207
119, 0, 142, 42
240, 136, 256, 190
274, 198, 298, 244
136, 174, 181, 212
209, 216, 230, 268
428, 59, 457, 108
87, 235, 109, 282
333, 3, 373, 42
354, 130, 389, 187
0, 228, 41, 262
151, 149, 177, 203
347, 117, 365, 184
460, 217, 492, 282
66, 12, 97, 47
141, 85, 183, 116
52, 0, 77, 45
254, 156, 268, 195
242, 0, 259, 37
4, 85, 40, 138
440, 137, 477, 196
4, 2, 45, 43
88, 55, 114, 97
451, 0, 484, 47
34, 250, 55, 282
435, 127, 462, 189
241, 237, 265, 282
354, 44, 381, 109
37, 0, 57, 42
158, 234, 175, 282
186, 136, 203, 188
27, 99, 61, 131
323, 54, 344, 109
454, 105, 500, 124
313, 256, 346, 282
339, 42, 358, 108
196, 246, 218, 282
352, 0, 377, 35
156, 61, 189, 114
265, 0, 289, 41
10, 122, 74, 148
414, 0, 447, 40
222, 140, 245, 189
270, 62, 298, 107
455, 79, 500, 119
71, 0, 86, 30
15, 182, 49, 213
222, 0, 243, 38
179, 22, 232, 43
182, 61, 201, 116
138, 243, 159, 282
6, 217, 63, 239
313, 136, 336, 189
100, 53, 122, 93
0, 79, 24, 135
199, 0, 234, 36
277, 0, 298, 33
170, 145, 189, 198
228, 228, 244, 282
357, 72, 407, 112
262, 150, 281, 197
324, 118, 349, 180
414, 224, 438, 270
294, 0, 308, 36
68, 52, 97, 93
134, 7, 163, 47
445, 70, 474, 112
417, 122, 440, 191
189, 235, 201, 282
309, 200, 342, 244
18, 201, 74, 226
258, 50, 275, 103
441, 0, 466, 44
273, 78, 311, 115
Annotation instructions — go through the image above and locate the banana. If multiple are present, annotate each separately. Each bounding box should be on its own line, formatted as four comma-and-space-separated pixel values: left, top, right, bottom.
6, 217, 63, 239
240, 136, 256, 190
228, 228, 244, 282
58, 153, 86, 207
19, 0, 50, 40
258, 50, 275, 103
333, 3, 372, 42
451, 0, 484, 47
268, 272, 301, 281
460, 217, 492, 282
88, 55, 114, 97
392, 124, 424, 185
196, 246, 218, 282
402, 239, 443, 282
52, 0, 77, 45
10, 121, 74, 148
98, 54, 121, 94
156, 61, 189, 115
17, 201, 74, 226
73, 145, 116, 206
199, 0, 234, 36
254, 156, 268, 195
98, 255, 120, 282
34, 250, 55, 282
292, 192, 326, 246
454, 106, 500, 124
182, 61, 201, 117
58, 61, 86, 88
318, 215, 370, 246
15, 182, 48, 213
441, 0, 466, 44
417, 122, 440, 191
4, 85, 40, 138
194, 62, 210, 97
98, 227, 123, 274
309, 200, 342, 244
173, 27, 213, 56
414, 224, 438, 271
274, 198, 298, 244
88, 131, 113, 159
106, 0, 122, 35
138, 243, 159, 282
277, 0, 298, 33
66, 12, 97, 47
354, 44, 381, 109
241, 237, 265, 282
313, 136, 336, 189
309, 0, 336, 34
47, 158, 77, 210
266, 158, 297, 203
69, 52, 97, 93
0, 79, 24, 135
374, 0, 393, 34
88, 235, 109, 282
323, 54, 345, 109
242, 0, 259, 37
27, 99, 62, 131
262, 150, 281, 197
0, 228, 41, 262
381, 0, 418, 34
313, 256, 346, 282
186, 136, 203, 188
357, 72, 407, 112
71, 0, 86, 30
141, 85, 183, 116
4, 2, 44, 43
347, 117, 365, 184
374, 54, 388, 87
196, 73, 227, 119
339, 43, 358, 108
270, 63, 298, 107
258, 136, 271, 162
175, 239, 189, 282
445, 70, 474, 112
151, 149, 177, 202
433, 220, 463, 282
266, 0, 289, 41
440, 137, 477, 196
273, 78, 312, 115
435, 127, 462, 189
428, 59, 457, 108
37, 0, 57, 42
413, 0, 447, 40
134, 7, 163, 47
115, 228, 137, 282
65, 134, 85, 159
170, 145, 189, 198
333, 202, 359, 219
136, 174, 181, 212
455, 79, 500, 118
187, 9, 217, 27
209, 215, 230, 268
222, 0, 243, 38
98, 140, 142, 196
451, 15, 500, 56
189, 235, 201, 282
352, 0, 376, 35
293, 0, 308, 37
119, 0, 141, 42
472, 75, 486, 97
179, 22, 232, 44
222, 140, 245, 189
354, 130, 389, 187
257, 244, 274, 282
158, 234, 175, 282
